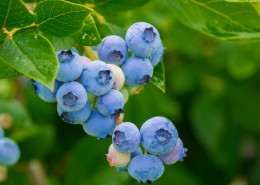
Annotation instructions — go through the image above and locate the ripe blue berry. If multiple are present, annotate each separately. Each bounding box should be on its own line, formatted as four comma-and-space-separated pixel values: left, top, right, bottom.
33, 80, 62, 103
82, 110, 116, 139
150, 44, 165, 66
71, 47, 79, 54
81, 60, 115, 96
140, 116, 178, 155
56, 81, 87, 112
57, 102, 91, 124
112, 122, 140, 153
56, 50, 83, 82
0, 127, 4, 137
0, 137, 20, 166
122, 56, 153, 86
131, 147, 143, 158
128, 154, 164, 183
98, 35, 128, 66
126, 22, 161, 57
96, 89, 124, 118
159, 138, 188, 165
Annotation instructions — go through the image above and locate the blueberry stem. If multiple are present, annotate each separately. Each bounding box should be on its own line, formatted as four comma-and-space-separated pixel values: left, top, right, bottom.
91, 96, 98, 109
116, 117, 123, 125
0, 165, 7, 182
83, 46, 98, 60
128, 86, 145, 95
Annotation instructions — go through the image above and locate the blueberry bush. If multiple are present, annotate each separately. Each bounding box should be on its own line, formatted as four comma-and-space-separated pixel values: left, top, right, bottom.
1, 0, 260, 185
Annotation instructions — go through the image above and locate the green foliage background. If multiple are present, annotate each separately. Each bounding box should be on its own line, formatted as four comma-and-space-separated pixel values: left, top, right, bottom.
1, 0, 260, 185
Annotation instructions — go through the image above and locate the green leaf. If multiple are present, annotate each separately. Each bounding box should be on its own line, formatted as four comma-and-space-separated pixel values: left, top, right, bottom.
98, 22, 126, 38
44, 35, 76, 51
69, 0, 151, 11
225, 0, 260, 2
0, 28, 58, 89
103, 0, 151, 10
73, 15, 102, 46
168, 0, 260, 41
0, 31, 6, 42
0, 58, 21, 79
150, 61, 165, 93
0, 0, 35, 30
35, 0, 92, 37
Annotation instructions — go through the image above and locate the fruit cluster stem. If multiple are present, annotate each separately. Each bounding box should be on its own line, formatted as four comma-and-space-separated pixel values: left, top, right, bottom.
0, 165, 7, 182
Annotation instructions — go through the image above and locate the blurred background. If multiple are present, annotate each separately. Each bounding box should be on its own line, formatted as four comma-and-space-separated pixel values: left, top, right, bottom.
1, 0, 260, 184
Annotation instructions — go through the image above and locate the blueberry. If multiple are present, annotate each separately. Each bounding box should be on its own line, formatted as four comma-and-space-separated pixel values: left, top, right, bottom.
82, 110, 116, 139
81, 60, 115, 96
131, 147, 143, 158
96, 89, 124, 118
116, 167, 127, 172
126, 22, 161, 57
0, 137, 20, 166
128, 154, 164, 183
71, 47, 79, 54
140, 117, 178, 155
159, 138, 188, 165
108, 64, 125, 90
98, 35, 128, 66
149, 43, 165, 66
112, 122, 140, 153
56, 81, 87, 112
57, 102, 91, 124
56, 49, 83, 82
0, 127, 4, 137
122, 56, 153, 86
106, 144, 131, 168
33, 80, 62, 103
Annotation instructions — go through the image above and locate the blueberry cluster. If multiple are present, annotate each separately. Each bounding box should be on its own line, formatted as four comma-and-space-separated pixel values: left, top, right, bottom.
98, 22, 164, 86
33, 22, 164, 138
106, 117, 187, 184
32, 22, 187, 184
0, 126, 20, 167
33, 50, 122, 139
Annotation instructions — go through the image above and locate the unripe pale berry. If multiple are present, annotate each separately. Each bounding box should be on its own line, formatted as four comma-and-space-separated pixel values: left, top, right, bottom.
108, 64, 125, 90
106, 144, 130, 168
